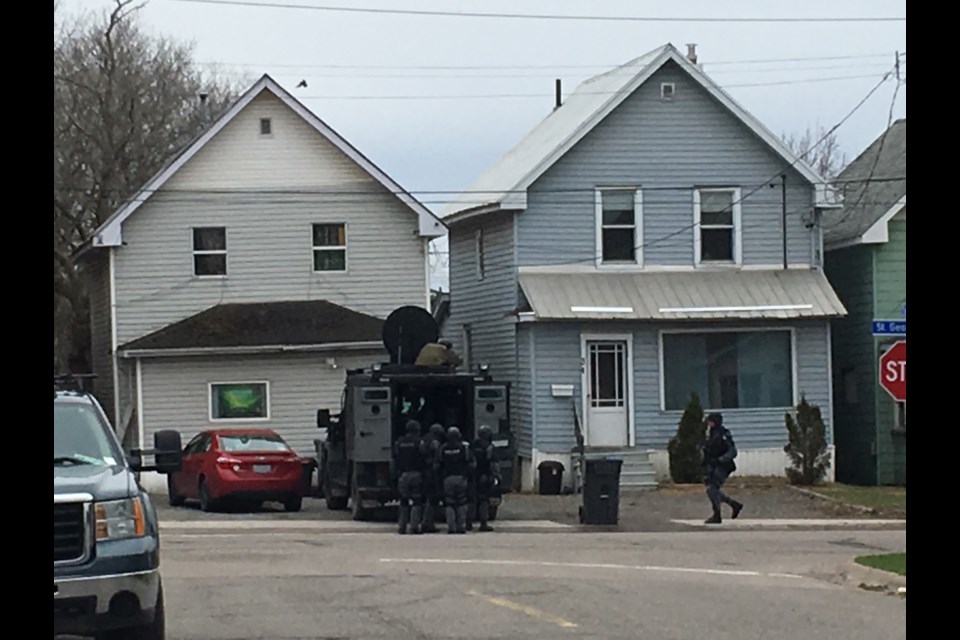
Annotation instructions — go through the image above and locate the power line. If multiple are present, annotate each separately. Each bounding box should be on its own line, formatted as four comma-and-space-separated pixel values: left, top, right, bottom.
169, 0, 907, 23
197, 53, 899, 71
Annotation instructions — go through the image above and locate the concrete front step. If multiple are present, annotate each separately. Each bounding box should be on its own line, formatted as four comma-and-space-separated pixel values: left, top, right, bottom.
581, 448, 658, 489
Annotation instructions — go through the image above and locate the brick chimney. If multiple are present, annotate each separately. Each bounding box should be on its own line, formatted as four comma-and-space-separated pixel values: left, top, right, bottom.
686, 44, 698, 65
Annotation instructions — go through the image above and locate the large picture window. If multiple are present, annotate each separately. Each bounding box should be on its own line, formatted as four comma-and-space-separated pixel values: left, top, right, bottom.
662, 331, 793, 411
210, 382, 269, 421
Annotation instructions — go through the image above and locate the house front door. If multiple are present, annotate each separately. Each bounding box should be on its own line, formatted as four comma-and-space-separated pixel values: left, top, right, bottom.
584, 340, 630, 447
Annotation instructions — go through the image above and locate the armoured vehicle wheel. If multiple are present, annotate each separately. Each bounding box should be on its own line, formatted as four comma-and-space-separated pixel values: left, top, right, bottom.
326, 496, 348, 510
167, 476, 185, 507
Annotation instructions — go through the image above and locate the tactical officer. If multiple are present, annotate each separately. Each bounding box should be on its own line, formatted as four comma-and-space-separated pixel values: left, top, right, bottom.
469, 424, 499, 532
419, 423, 446, 533
393, 420, 427, 534
415, 340, 463, 367
436, 426, 474, 534
701, 413, 743, 524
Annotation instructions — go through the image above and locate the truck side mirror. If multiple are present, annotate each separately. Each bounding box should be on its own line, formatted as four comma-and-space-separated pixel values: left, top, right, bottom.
153, 430, 182, 474
317, 409, 331, 429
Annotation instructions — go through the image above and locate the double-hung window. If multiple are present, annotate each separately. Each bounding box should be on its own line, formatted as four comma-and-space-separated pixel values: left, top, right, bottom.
596, 188, 642, 265
312, 223, 347, 272
694, 188, 741, 265
193, 227, 227, 277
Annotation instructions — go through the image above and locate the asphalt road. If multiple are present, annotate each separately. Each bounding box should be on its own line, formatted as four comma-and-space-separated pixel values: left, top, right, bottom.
159, 515, 906, 640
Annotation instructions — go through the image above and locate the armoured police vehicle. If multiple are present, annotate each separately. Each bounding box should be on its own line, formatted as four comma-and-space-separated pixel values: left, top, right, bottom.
316, 306, 514, 521
54, 374, 182, 639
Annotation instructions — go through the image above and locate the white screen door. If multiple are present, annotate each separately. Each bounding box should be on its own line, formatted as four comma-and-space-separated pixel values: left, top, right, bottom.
585, 340, 629, 447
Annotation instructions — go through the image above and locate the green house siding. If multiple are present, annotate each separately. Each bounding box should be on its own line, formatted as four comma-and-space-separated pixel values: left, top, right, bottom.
873, 215, 906, 485
827, 245, 877, 484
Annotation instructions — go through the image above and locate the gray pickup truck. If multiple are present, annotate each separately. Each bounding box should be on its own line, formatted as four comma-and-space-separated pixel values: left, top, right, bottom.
54, 377, 182, 639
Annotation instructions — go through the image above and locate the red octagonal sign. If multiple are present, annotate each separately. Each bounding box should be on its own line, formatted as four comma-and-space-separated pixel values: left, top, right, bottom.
879, 340, 906, 402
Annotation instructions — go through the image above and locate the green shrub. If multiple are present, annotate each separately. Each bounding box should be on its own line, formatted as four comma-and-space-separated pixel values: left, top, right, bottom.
784, 395, 830, 485
667, 393, 706, 483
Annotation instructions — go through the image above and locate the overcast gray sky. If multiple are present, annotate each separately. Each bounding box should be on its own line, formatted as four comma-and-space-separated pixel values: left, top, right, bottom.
61, 1, 906, 289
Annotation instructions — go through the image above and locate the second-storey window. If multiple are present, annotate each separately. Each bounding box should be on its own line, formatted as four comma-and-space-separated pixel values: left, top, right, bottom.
313, 223, 346, 272
597, 188, 641, 264
695, 188, 741, 265
193, 227, 226, 277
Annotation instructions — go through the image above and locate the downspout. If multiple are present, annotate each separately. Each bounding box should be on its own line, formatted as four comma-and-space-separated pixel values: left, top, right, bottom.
109, 248, 120, 428
781, 174, 788, 269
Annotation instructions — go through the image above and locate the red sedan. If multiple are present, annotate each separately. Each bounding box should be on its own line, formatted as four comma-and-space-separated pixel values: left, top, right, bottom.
167, 428, 305, 512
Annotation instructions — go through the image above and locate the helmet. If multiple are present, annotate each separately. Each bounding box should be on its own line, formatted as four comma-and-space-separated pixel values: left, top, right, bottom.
430, 423, 445, 439
405, 420, 421, 435
446, 426, 462, 443
477, 424, 493, 442
439, 339, 453, 349
706, 413, 723, 428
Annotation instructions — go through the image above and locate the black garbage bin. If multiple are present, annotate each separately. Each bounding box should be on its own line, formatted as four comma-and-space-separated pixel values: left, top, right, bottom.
537, 461, 565, 495
579, 457, 622, 525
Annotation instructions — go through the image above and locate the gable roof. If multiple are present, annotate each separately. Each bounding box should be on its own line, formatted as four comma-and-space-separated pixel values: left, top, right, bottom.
823, 119, 906, 249
440, 43, 835, 223
118, 299, 385, 357
82, 74, 445, 254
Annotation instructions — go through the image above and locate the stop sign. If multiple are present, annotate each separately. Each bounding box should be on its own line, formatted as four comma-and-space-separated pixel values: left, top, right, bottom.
879, 340, 906, 402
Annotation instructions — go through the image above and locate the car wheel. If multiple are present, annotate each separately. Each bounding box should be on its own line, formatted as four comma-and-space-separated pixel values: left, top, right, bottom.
199, 478, 217, 512
284, 496, 303, 512
167, 475, 185, 507
95, 581, 164, 640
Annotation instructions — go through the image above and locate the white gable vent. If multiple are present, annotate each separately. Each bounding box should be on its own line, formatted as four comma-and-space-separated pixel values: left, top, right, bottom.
661, 83, 675, 101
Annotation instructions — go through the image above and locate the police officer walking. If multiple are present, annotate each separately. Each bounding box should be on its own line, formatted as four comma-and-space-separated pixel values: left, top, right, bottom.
393, 420, 427, 535
701, 413, 743, 524
419, 423, 446, 534
470, 425, 499, 532
436, 426, 474, 534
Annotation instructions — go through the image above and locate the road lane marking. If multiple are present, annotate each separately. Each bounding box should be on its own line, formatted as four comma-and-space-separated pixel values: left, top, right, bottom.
672, 518, 905, 528
159, 519, 571, 530
466, 589, 577, 629
380, 558, 805, 580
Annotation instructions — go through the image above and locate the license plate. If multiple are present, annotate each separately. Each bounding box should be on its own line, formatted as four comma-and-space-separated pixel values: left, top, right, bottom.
253, 464, 271, 473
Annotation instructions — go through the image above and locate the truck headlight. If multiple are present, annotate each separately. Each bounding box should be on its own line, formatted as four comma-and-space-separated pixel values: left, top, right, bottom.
95, 497, 145, 541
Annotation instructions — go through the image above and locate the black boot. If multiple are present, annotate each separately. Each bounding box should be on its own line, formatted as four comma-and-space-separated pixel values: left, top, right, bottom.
705, 511, 722, 524
478, 501, 493, 531
730, 501, 743, 519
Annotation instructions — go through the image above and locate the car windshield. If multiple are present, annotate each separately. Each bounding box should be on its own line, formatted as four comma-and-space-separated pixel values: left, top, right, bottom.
218, 434, 291, 452
54, 403, 121, 466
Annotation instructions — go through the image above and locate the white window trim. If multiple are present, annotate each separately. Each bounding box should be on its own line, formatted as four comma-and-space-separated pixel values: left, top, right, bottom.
312, 222, 348, 274
579, 332, 635, 448
661, 82, 675, 100
208, 381, 271, 423
595, 187, 643, 268
693, 187, 742, 267
191, 226, 227, 279
475, 228, 485, 281
657, 326, 797, 412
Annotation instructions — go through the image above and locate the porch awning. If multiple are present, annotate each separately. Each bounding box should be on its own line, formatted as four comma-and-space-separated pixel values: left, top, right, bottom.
517, 268, 846, 321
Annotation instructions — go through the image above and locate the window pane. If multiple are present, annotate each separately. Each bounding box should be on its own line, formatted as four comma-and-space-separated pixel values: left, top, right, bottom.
314, 249, 346, 271
663, 334, 709, 410
602, 190, 634, 211
701, 229, 733, 261
194, 254, 226, 276
219, 434, 290, 452
700, 209, 732, 226
193, 227, 226, 251
603, 209, 634, 226
212, 384, 267, 419
313, 224, 345, 247
602, 228, 635, 261
700, 191, 733, 213
663, 331, 792, 410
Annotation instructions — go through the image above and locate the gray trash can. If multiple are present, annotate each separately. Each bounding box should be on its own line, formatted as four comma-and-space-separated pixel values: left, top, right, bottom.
579, 457, 622, 525
538, 461, 565, 495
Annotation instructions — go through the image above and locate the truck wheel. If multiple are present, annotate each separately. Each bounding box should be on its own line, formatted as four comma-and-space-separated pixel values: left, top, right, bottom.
96, 581, 164, 640
167, 476, 185, 507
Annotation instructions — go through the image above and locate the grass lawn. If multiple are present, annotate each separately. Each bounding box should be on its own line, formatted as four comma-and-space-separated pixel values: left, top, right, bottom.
856, 553, 906, 576
811, 484, 906, 514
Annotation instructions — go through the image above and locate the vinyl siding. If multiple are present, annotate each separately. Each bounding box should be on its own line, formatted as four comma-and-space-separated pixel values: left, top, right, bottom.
112, 91, 427, 347
445, 211, 518, 382
139, 351, 383, 458
527, 320, 832, 454
80, 251, 116, 424
825, 245, 877, 484
873, 214, 906, 485
513, 324, 534, 457
519, 60, 815, 269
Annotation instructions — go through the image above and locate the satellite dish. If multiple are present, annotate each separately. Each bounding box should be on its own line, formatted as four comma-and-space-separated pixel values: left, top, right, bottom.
382, 306, 439, 364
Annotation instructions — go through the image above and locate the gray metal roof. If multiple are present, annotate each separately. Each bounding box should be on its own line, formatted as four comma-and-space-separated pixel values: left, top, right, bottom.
824, 119, 905, 248
517, 269, 846, 321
